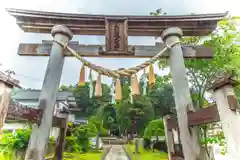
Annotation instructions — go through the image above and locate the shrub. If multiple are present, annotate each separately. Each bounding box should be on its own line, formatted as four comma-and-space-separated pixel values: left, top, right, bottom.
66, 122, 98, 153
0, 126, 56, 159
0, 127, 31, 155
144, 119, 165, 140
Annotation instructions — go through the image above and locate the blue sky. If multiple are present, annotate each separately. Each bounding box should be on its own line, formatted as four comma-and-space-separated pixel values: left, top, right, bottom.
0, 0, 239, 88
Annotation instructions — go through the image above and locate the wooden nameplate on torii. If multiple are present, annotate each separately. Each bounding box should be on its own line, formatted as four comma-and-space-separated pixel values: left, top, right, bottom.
105, 18, 129, 55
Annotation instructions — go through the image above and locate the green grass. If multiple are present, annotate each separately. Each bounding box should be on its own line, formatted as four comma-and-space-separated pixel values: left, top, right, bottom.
125, 144, 168, 160
63, 151, 104, 160
0, 151, 104, 160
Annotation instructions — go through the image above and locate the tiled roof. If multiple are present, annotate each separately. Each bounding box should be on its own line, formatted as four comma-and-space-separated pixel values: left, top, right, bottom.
0, 71, 21, 88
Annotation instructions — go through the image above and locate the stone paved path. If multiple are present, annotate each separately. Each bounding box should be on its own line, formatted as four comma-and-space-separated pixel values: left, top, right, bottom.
105, 145, 129, 160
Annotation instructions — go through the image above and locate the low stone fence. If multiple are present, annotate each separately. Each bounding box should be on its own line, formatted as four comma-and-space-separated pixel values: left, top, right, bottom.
101, 137, 127, 145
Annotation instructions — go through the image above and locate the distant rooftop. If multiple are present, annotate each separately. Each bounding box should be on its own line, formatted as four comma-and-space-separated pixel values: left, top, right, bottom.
12, 89, 74, 101
0, 71, 21, 88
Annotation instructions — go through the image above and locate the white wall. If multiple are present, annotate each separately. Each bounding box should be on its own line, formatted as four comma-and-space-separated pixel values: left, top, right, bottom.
3, 123, 25, 130
16, 100, 38, 108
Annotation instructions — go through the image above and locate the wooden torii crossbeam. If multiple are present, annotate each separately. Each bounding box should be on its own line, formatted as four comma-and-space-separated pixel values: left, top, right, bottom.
18, 40, 212, 58
6, 8, 226, 36
7, 8, 227, 58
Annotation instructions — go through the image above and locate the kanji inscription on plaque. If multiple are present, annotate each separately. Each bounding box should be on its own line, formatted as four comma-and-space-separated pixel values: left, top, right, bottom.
105, 18, 128, 54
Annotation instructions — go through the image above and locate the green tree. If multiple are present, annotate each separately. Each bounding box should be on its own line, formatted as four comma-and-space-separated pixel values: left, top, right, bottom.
116, 96, 154, 136
144, 119, 165, 141
184, 18, 240, 109
97, 103, 117, 130
150, 8, 166, 16
59, 82, 112, 117
67, 122, 98, 152
152, 8, 240, 158
183, 18, 240, 157
147, 76, 176, 118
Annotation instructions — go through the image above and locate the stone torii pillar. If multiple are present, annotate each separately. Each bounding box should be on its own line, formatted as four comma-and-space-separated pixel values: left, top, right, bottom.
211, 74, 240, 160
161, 27, 201, 160
25, 25, 73, 160
0, 72, 20, 133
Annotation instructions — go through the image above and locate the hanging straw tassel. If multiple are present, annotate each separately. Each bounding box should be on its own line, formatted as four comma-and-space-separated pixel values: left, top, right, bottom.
95, 74, 102, 97
142, 68, 147, 95
111, 79, 116, 104
78, 65, 85, 86
131, 74, 140, 96
89, 69, 93, 98
115, 78, 122, 100
148, 64, 155, 87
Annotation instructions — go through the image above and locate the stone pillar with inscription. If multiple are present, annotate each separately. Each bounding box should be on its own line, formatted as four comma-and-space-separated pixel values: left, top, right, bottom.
25, 25, 73, 160
211, 73, 240, 160
161, 27, 201, 160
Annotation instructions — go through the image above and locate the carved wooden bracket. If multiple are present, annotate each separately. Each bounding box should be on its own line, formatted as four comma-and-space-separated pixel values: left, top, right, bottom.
105, 18, 129, 55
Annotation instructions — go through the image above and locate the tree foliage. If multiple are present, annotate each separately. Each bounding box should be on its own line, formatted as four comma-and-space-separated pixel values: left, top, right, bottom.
151, 8, 240, 157
144, 119, 165, 139
185, 18, 240, 109
60, 82, 111, 117
65, 122, 98, 152
147, 76, 176, 117
116, 96, 154, 136
0, 126, 55, 158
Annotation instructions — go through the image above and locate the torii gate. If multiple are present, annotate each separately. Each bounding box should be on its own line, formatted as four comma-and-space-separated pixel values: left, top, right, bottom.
6, 8, 227, 160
